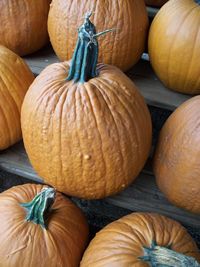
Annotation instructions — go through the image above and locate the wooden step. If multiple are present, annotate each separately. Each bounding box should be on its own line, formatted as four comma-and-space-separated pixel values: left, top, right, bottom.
24, 46, 191, 111
0, 141, 199, 228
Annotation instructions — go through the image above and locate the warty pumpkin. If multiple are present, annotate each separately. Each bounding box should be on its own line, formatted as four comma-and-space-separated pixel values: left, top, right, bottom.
21, 13, 152, 199
0, 184, 89, 267
81, 212, 200, 267
0, 0, 51, 56
48, 0, 149, 71
0, 46, 34, 150
154, 96, 200, 214
148, 0, 200, 94
145, 0, 168, 6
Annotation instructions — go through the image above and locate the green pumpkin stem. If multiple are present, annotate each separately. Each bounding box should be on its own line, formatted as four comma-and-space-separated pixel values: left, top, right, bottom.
67, 11, 115, 83
140, 242, 200, 267
20, 187, 56, 229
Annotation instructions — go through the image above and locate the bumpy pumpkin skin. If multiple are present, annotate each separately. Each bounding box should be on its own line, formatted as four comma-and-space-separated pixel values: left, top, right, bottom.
0, 0, 51, 56
148, 0, 200, 94
154, 96, 200, 214
81, 212, 200, 266
0, 46, 34, 150
145, 0, 168, 6
48, 0, 149, 71
21, 62, 152, 199
0, 184, 89, 267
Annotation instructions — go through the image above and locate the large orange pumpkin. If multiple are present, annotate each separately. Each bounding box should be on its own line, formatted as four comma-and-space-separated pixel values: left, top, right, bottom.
0, 0, 51, 56
145, 0, 168, 6
148, 0, 200, 94
81, 212, 200, 266
21, 14, 152, 199
0, 46, 34, 150
154, 96, 200, 214
48, 0, 149, 71
0, 184, 89, 267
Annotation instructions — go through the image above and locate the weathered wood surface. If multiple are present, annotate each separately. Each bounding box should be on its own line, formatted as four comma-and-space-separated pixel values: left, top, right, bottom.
0, 142, 199, 228
24, 46, 191, 111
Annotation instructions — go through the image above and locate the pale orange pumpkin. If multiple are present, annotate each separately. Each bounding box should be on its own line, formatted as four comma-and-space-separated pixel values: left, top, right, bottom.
21, 14, 152, 199
81, 212, 200, 266
48, 0, 149, 71
0, 184, 89, 267
0, 0, 51, 56
0, 46, 34, 150
154, 96, 200, 214
148, 0, 200, 94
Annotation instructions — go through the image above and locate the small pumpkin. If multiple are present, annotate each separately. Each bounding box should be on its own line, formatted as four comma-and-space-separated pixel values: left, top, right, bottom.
0, 184, 89, 267
48, 0, 149, 71
0, 0, 51, 56
148, 0, 200, 94
145, 0, 168, 7
21, 14, 152, 199
154, 96, 200, 214
81, 212, 200, 267
0, 46, 34, 150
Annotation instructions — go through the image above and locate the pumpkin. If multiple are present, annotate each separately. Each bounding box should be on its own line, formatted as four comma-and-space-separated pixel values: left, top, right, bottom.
81, 212, 200, 267
21, 14, 152, 199
0, 46, 34, 150
154, 96, 200, 214
47, 0, 149, 71
0, 0, 51, 56
0, 184, 89, 267
145, 0, 168, 6
148, 0, 200, 94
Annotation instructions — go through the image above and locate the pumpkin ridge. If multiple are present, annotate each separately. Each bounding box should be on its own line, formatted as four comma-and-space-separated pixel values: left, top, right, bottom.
0, 93, 15, 148
91, 80, 127, 191
83, 82, 107, 196
167, 5, 197, 88
182, 11, 200, 92
96, 77, 141, 166
0, 57, 28, 106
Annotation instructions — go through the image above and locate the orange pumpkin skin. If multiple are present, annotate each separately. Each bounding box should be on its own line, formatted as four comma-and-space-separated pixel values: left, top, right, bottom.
148, 0, 200, 94
0, 184, 89, 267
154, 96, 200, 214
47, 0, 149, 71
81, 212, 200, 266
145, 0, 168, 6
0, 46, 34, 150
21, 62, 152, 199
0, 0, 51, 56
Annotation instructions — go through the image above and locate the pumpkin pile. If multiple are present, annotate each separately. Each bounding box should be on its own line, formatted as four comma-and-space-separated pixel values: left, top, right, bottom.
0, 1, 199, 267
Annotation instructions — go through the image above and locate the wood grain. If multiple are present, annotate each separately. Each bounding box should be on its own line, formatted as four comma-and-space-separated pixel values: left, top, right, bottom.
24, 46, 191, 111
0, 142, 199, 228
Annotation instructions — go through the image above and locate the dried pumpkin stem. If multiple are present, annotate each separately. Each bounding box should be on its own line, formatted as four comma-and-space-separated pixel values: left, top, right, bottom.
140, 243, 200, 267
67, 11, 115, 83
20, 187, 56, 229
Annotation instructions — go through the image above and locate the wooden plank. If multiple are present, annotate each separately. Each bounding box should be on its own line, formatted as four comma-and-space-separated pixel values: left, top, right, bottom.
0, 142, 199, 228
24, 47, 191, 111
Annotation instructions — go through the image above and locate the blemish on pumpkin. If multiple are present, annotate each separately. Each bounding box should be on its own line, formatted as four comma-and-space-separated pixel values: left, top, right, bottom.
84, 154, 91, 160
